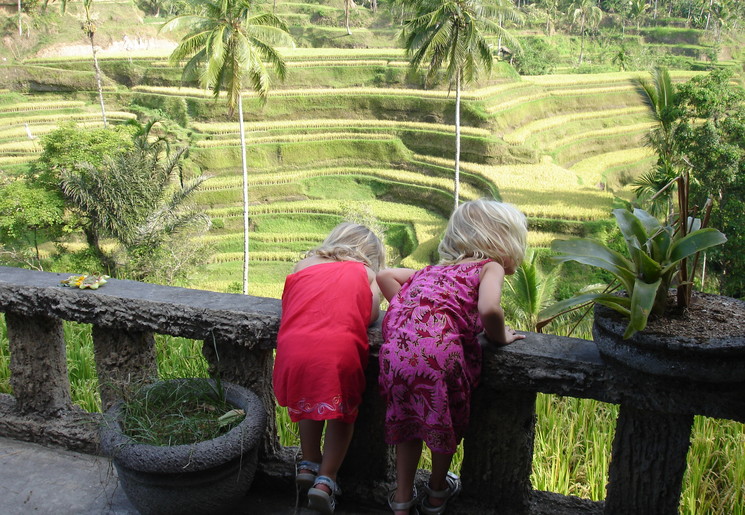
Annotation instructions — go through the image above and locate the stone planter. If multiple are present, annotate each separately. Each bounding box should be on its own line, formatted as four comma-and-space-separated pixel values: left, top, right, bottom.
592, 296, 745, 383
100, 379, 266, 515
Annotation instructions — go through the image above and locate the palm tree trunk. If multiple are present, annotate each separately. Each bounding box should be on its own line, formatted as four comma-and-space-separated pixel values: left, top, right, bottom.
345, 0, 352, 35
578, 18, 586, 66
33, 229, 41, 268
89, 34, 108, 128
497, 15, 503, 57
453, 71, 461, 211
238, 92, 249, 295
85, 227, 115, 276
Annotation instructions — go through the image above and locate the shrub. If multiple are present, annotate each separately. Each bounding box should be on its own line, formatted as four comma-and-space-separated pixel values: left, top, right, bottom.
513, 37, 560, 76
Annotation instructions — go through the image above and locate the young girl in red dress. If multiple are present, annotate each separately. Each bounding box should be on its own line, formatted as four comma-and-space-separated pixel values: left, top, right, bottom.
377, 199, 528, 515
273, 222, 385, 515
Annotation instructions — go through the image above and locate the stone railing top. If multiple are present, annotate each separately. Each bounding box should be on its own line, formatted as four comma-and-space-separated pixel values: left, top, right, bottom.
0, 266, 282, 348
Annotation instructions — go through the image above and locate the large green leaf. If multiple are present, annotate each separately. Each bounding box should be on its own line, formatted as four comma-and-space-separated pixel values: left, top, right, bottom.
624, 277, 661, 338
538, 292, 600, 321
593, 295, 632, 317
632, 208, 662, 235
662, 228, 727, 274
670, 227, 727, 259
636, 249, 663, 282
551, 238, 636, 290
614, 208, 647, 252
538, 292, 630, 322
649, 225, 672, 263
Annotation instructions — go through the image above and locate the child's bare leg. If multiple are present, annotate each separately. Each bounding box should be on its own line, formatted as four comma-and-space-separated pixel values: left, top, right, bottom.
298, 419, 324, 465
427, 451, 455, 508
315, 419, 355, 493
392, 439, 423, 515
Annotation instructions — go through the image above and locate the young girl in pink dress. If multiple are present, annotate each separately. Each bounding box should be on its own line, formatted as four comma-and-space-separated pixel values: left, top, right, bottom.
273, 222, 385, 515
377, 199, 528, 515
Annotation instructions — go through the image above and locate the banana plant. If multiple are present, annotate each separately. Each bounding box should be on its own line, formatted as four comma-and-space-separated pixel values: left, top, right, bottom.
539, 207, 726, 339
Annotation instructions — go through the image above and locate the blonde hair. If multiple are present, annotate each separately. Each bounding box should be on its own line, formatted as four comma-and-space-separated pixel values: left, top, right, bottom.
308, 222, 386, 272
438, 199, 528, 267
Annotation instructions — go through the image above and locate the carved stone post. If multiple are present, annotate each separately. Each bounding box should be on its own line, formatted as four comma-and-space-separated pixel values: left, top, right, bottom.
91, 326, 157, 409
6, 312, 71, 413
202, 337, 280, 459
460, 387, 536, 514
340, 351, 395, 504
605, 404, 693, 515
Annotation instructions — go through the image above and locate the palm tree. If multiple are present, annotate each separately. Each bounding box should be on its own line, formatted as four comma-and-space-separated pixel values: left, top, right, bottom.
633, 67, 679, 218
539, 0, 561, 35
60, 139, 211, 277
163, 0, 293, 294
628, 0, 648, 31
494, 0, 524, 59
401, 0, 519, 210
81, 0, 108, 128
504, 250, 558, 332
569, 0, 603, 66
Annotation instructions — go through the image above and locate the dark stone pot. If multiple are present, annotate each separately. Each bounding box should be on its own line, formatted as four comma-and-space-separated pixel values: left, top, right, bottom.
592, 301, 745, 383
100, 379, 266, 515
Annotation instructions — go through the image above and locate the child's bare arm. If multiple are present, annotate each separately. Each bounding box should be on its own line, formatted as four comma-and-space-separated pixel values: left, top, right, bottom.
478, 262, 525, 346
376, 268, 416, 302
367, 266, 381, 325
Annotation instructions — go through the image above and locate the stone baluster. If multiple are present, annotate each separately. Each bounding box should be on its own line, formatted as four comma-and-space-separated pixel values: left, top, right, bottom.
340, 350, 396, 505
5, 312, 71, 414
202, 335, 281, 460
91, 326, 157, 409
604, 404, 694, 515
460, 387, 537, 514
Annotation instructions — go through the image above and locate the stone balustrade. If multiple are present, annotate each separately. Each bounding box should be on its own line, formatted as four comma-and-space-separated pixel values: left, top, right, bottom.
1, 265, 743, 514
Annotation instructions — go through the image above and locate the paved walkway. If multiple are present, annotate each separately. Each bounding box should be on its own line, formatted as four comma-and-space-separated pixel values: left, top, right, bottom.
0, 436, 134, 515
0, 437, 387, 515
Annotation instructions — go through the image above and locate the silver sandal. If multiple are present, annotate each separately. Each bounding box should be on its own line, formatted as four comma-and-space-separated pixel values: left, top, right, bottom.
388, 486, 419, 514
420, 472, 461, 515
308, 475, 341, 515
296, 460, 320, 490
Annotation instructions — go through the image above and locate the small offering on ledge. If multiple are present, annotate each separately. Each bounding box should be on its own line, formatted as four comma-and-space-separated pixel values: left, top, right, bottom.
60, 274, 110, 290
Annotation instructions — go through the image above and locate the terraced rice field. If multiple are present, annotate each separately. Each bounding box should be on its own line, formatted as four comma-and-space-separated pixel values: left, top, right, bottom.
0, 54, 697, 294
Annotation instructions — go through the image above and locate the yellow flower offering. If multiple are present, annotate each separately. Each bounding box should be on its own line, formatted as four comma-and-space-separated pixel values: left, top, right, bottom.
60, 274, 110, 290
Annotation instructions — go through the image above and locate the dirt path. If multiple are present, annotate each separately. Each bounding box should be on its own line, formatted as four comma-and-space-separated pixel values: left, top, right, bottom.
34, 36, 177, 58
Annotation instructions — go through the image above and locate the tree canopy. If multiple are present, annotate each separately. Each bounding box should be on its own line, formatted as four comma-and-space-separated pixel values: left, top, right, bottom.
673, 69, 745, 297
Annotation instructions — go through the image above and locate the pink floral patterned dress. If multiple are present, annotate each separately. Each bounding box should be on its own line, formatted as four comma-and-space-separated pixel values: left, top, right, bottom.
379, 261, 487, 454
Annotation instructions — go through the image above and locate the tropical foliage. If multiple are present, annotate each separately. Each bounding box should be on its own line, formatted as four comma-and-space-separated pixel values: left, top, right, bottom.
59, 129, 212, 280
504, 249, 559, 332
540, 207, 727, 338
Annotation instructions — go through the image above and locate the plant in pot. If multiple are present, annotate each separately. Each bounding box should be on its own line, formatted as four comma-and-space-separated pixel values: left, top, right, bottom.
100, 377, 266, 515
539, 66, 745, 383
538, 173, 745, 383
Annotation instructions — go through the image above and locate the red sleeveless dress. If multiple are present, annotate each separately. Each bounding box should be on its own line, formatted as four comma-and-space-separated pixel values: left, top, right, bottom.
273, 261, 372, 424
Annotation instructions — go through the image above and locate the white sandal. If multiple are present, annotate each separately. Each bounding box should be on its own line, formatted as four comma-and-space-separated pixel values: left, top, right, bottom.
388, 486, 419, 515
296, 460, 320, 490
420, 472, 461, 515
308, 475, 341, 515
